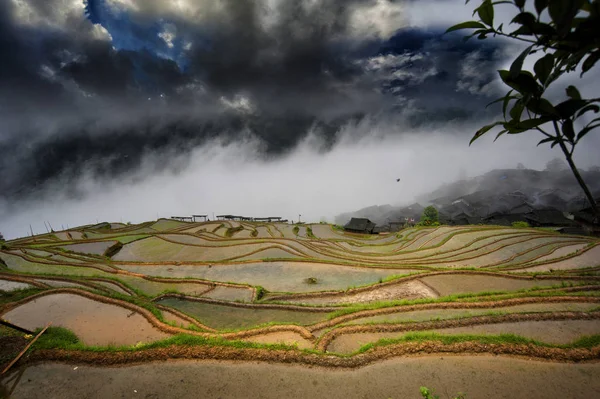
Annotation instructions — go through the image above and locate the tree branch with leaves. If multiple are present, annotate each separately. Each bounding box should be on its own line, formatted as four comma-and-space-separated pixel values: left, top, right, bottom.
447, 0, 600, 222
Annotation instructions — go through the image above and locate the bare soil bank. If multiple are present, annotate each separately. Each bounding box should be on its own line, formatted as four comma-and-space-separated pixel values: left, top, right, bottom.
3, 356, 600, 399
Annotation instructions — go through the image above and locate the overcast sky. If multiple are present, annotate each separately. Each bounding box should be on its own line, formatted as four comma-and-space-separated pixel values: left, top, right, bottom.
1, 0, 599, 239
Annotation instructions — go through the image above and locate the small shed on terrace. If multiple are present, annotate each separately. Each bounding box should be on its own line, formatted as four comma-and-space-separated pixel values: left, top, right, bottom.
344, 218, 376, 234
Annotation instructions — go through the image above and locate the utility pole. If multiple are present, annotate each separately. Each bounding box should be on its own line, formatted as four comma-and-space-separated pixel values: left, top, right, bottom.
298, 214, 302, 223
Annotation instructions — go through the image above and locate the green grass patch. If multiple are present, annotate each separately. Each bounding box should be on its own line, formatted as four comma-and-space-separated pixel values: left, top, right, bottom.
534, 227, 561, 234
325, 283, 596, 319
212, 224, 225, 233
32, 327, 600, 359
114, 234, 151, 244
225, 226, 244, 238
353, 331, 600, 355
34, 326, 81, 350
255, 285, 266, 301
0, 287, 45, 307
33, 327, 307, 353
0, 272, 166, 322
571, 335, 600, 348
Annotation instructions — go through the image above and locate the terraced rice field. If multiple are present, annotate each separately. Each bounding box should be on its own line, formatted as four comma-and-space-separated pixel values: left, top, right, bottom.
1, 219, 599, 397
2, 293, 169, 346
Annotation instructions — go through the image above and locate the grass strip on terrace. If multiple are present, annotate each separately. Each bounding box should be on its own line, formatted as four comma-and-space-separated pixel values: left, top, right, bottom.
351, 331, 600, 356
32, 326, 311, 353
0, 287, 46, 307
324, 282, 599, 318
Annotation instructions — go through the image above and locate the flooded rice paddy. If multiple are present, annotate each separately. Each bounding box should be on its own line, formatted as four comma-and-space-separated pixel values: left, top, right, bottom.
2, 293, 169, 346
156, 298, 331, 330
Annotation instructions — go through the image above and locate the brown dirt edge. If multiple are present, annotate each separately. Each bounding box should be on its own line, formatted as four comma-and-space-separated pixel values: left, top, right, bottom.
86, 278, 136, 296
499, 241, 600, 271
415, 278, 441, 297
266, 270, 600, 302
19, 341, 600, 370
322, 233, 559, 263
317, 311, 600, 352
105, 238, 600, 268
1, 250, 117, 274
308, 295, 600, 332
0, 274, 49, 289
114, 269, 257, 297
0, 288, 314, 341
152, 293, 336, 312
0, 273, 115, 295
154, 304, 217, 332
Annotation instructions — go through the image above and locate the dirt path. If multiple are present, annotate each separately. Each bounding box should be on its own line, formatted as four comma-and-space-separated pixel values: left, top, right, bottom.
3, 357, 600, 398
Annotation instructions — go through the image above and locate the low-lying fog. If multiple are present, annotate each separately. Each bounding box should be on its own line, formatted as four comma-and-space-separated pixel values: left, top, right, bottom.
3, 122, 598, 240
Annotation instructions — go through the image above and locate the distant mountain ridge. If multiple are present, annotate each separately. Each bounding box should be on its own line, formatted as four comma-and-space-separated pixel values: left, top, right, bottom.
335, 167, 600, 228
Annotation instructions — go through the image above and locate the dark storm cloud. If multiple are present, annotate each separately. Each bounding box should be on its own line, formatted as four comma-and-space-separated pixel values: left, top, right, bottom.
0, 0, 508, 200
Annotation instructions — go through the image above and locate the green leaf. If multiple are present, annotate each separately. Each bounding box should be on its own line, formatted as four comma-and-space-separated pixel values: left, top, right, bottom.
562, 119, 575, 141
510, 99, 525, 121
534, 0, 548, 14
581, 51, 600, 76
494, 129, 508, 142
548, 0, 585, 35
530, 22, 555, 35
515, 0, 525, 8
478, 0, 494, 26
576, 104, 600, 118
555, 99, 589, 118
486, 96, 505, 108
534, 54, 554, 85
510, 45, 533, 78
470, 121, 503, 145
537, 137, 557, 146
509, 25, 533, 36
576, 123, 600, 142
486, 94, 517, 110
445, 21, 487, 33
581, 0, 592, 12
503, 120, 529, 134
526, 97, 558, 117
511, 12, 536, 27
499, 70, 542, 96
503, 90, 516, 118
566, 86, 581, 100
516, 117, 551, 129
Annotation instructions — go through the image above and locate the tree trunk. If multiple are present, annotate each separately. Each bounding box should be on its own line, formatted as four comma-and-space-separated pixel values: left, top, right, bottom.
556, 134, 599, 223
